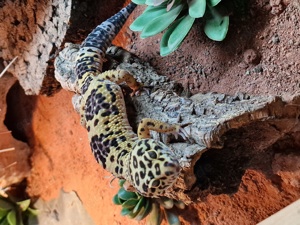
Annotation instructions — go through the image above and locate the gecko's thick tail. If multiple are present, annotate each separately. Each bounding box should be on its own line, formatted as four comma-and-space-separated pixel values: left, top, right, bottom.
75, 2, 137, 92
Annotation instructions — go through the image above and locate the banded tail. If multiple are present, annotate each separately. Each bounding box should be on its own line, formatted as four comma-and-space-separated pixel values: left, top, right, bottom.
75, 2, 137, 93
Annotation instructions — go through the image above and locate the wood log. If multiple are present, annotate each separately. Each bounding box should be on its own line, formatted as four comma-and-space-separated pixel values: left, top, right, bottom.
54, 44, 300, 204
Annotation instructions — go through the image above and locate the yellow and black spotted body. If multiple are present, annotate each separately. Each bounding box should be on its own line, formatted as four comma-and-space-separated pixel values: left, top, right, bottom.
75, 3, 184, 197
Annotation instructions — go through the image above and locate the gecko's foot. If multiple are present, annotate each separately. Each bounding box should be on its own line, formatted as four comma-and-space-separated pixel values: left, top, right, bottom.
130, 84, 154, 96
130, 82, 143, 96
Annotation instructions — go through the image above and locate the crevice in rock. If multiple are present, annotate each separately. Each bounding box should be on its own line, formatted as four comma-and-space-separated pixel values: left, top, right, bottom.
4, 81, 37, 143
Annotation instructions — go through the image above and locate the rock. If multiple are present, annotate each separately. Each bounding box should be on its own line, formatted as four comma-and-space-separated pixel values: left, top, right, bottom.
33, 190, 96, 225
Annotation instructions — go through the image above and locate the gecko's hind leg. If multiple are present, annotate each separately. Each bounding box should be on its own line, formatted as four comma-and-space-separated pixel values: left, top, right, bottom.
98, 69, 143, 95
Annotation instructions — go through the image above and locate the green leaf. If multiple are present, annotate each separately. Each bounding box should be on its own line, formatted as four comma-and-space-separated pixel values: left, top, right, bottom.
204, 14, 229, 41
141, 2, 184, 38
0, 208, 9, 220
112, 194, 123, 205
146, 202, 162, 225
133, 197, 146, 214
130, 5, 167, 32
117, 188, 137, 201
132, 0, 146, 5
121, 199, 139, 209
208, 0, 222, 7
188, 0, 206, 18
146, 0, 166, 6
16, 199, 30, 212
0, 199, 13, 211
168, 15, 195, 50
133, 198, 152, 221
157, 197, 174, 209
120, 207, 132, 216
0, 218, 9, 225
165, 210, 180, 225
160, 15, 195, 56
6, 211, 16, 225
27, 207, 39, 216
118, 179, 126, 187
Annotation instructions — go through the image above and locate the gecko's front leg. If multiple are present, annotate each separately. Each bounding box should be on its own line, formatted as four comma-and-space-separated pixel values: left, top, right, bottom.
138, 118, 190, 140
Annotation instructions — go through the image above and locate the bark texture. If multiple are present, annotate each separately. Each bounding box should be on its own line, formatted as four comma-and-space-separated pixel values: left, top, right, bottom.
54, 44, 300, 204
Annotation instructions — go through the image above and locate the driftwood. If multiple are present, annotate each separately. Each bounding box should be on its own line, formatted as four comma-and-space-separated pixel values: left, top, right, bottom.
54, 44, 300, 204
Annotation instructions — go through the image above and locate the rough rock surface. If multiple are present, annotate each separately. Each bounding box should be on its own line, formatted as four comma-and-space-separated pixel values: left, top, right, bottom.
33, 190, 96, 225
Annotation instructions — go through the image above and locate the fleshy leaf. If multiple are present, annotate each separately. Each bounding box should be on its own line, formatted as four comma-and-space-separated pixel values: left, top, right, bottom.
16, 199, 30, 212
0, 199, 13, 211
121, 207, 132, 216
6, 211, 17, 225
204, 15, 229, 41
208, 0, 222, 7
130, 5, 167, 32
133, 197, 146, 214
166, 0, 176, 11
188, 0, 206, 18
141, 2, 184, 38
160, 15, 195, 56
27, 207, 39, 216
112, 194, 123, 205
118, 179, 126, 187
122, 199, 140, 209
0, 207, 9, 220
132, 0, 147, 5
146, 202, 162, 225
165, 210, 181, 225
133, 199, 152, 221
146, 0, 166, 6
118, 188, 138, 201
168, 15, 195, 50
0, 218, 9, 225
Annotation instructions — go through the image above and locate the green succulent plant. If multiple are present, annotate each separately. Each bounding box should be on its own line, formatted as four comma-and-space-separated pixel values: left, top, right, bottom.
113, 179, 185, 225
0, 196, 38, 225
130, 0, 229, 56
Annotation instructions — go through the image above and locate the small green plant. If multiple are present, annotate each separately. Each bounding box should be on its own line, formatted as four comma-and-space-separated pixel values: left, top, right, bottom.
0, 196, 38, 225
113, 179, 185, 225
130, 0, 229, 56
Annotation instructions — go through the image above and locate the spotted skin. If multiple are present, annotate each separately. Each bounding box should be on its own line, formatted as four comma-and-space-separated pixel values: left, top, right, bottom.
75, 3, 186, 197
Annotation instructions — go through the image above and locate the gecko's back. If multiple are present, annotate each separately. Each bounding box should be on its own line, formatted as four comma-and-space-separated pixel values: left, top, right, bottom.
74, 3, 138, 177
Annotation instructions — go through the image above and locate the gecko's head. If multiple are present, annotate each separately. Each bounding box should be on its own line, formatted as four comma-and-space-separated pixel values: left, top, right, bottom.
127, 139, 181, 197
